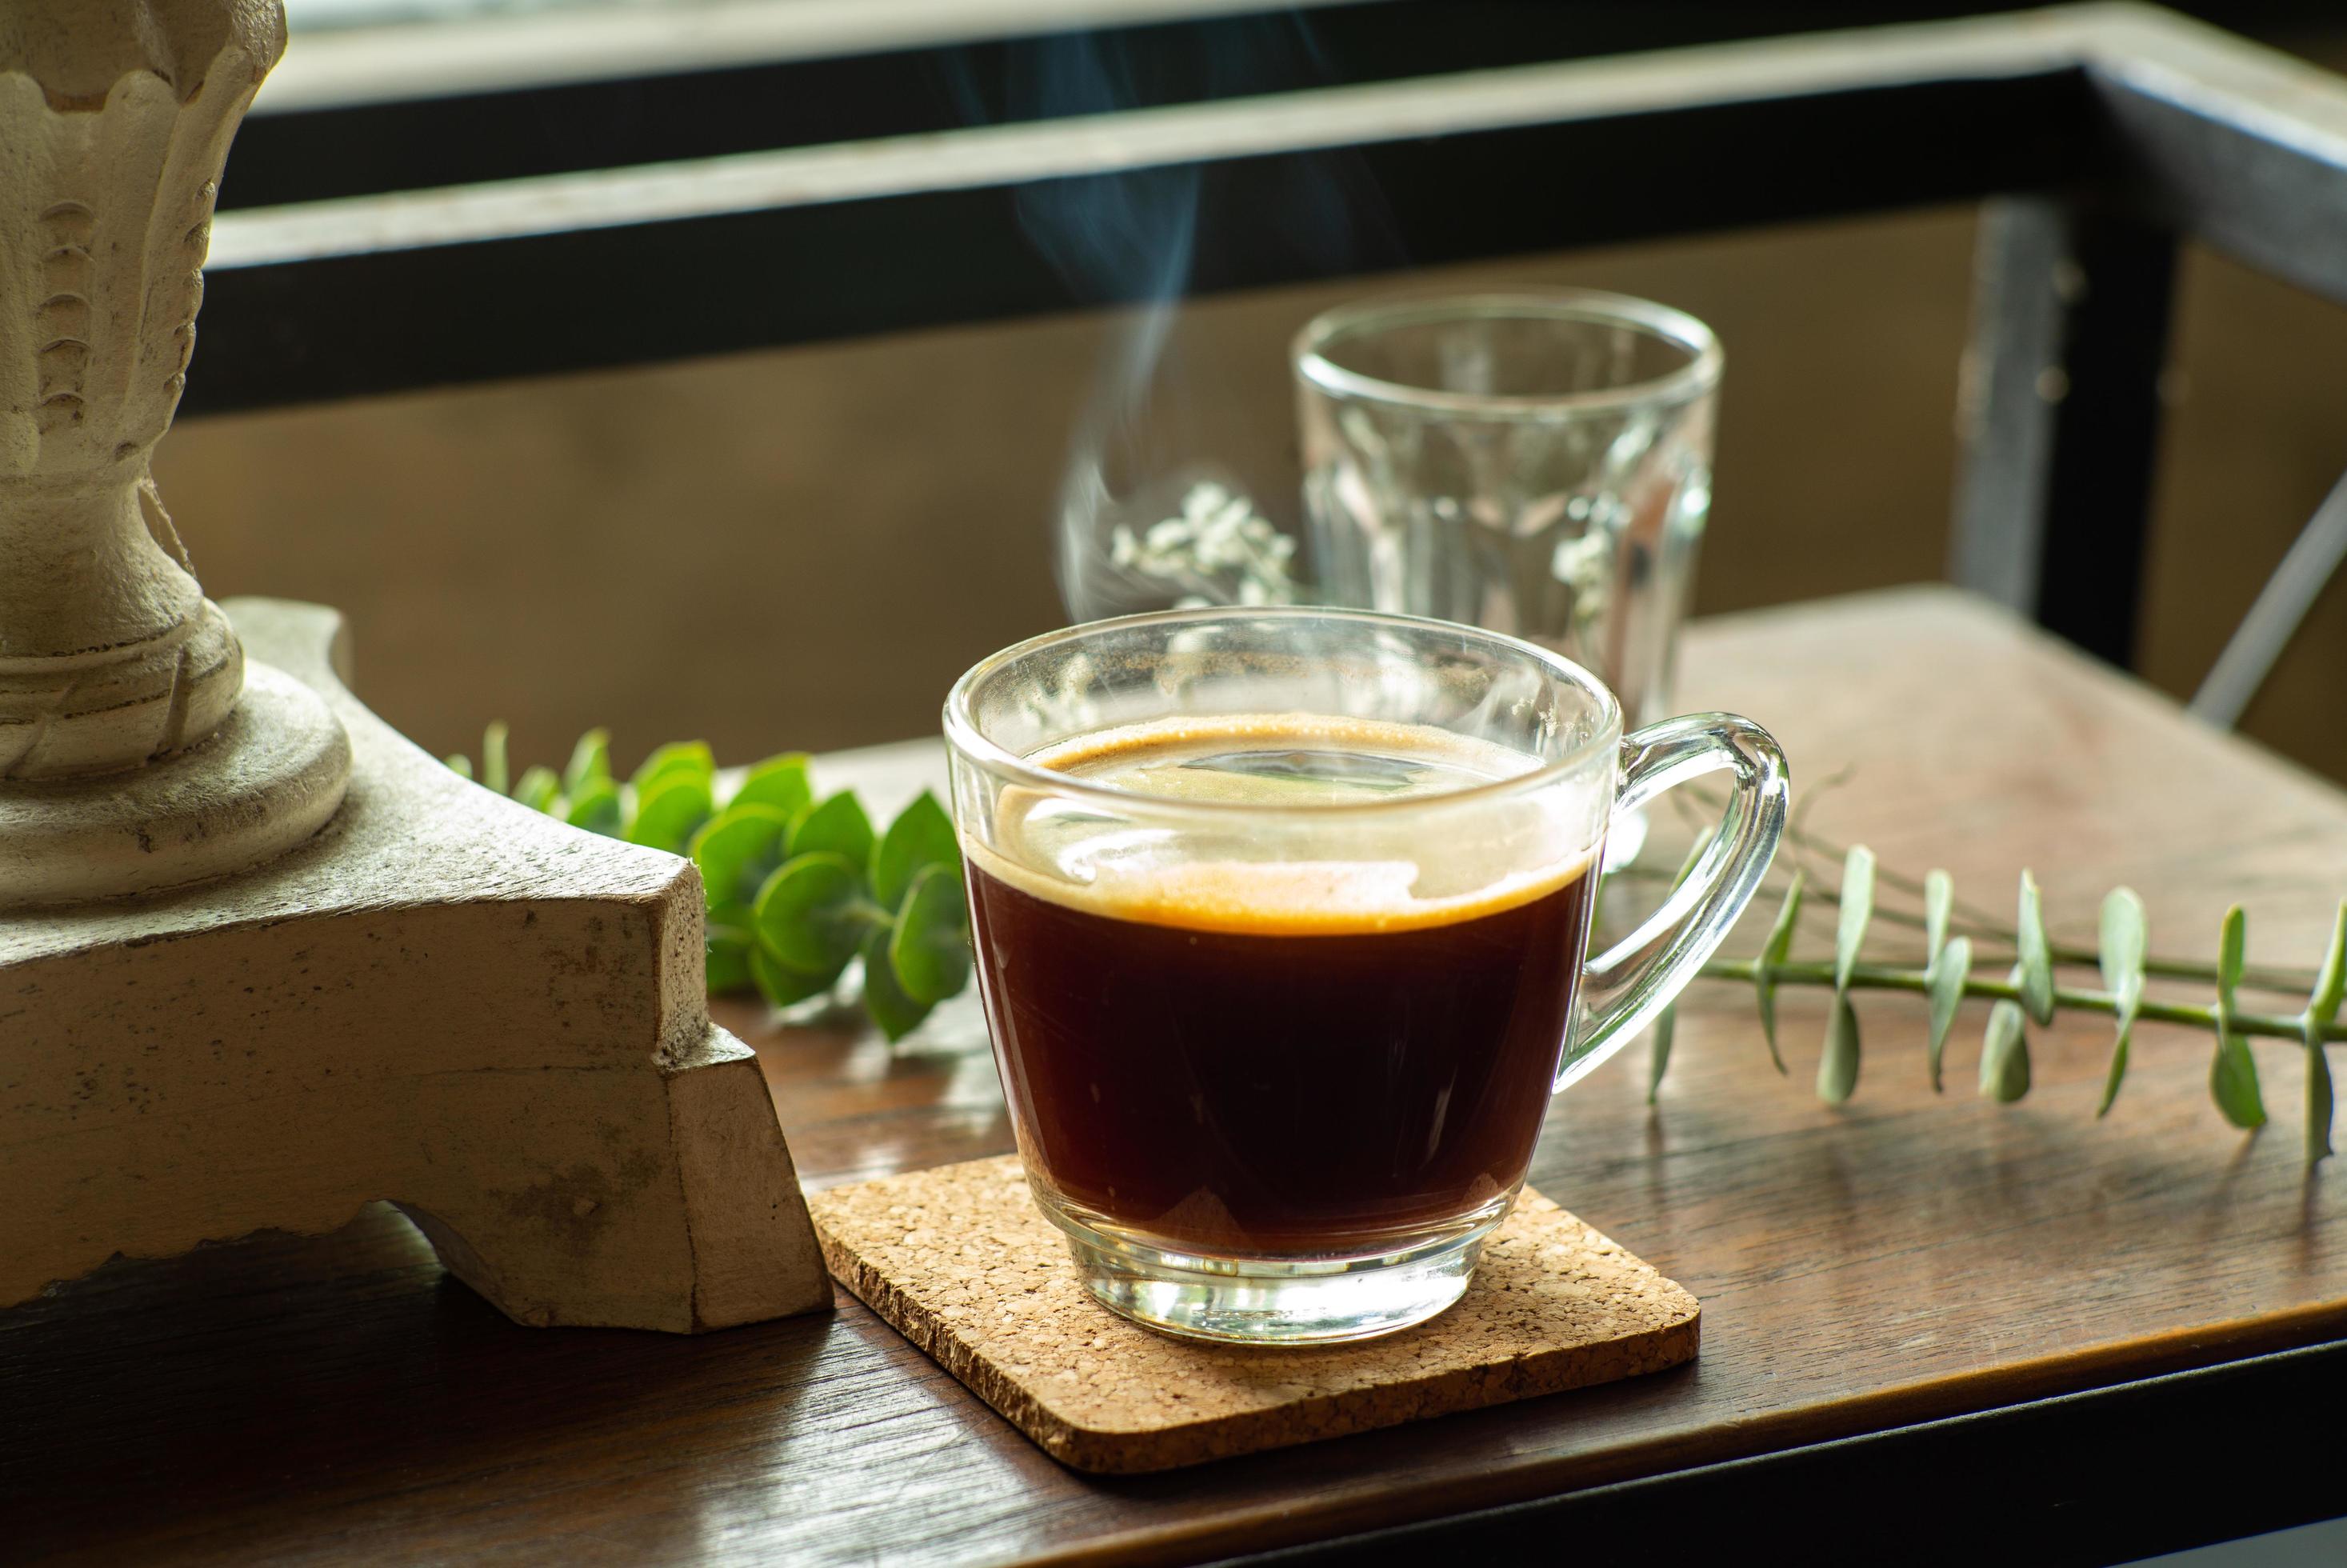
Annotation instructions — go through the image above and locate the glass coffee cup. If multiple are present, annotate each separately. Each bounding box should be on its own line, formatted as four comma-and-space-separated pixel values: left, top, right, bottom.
944, 607, 1785, 1344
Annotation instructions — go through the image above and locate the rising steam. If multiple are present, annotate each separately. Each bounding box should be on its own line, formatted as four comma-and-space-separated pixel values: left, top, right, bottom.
945, 18, 1401, 621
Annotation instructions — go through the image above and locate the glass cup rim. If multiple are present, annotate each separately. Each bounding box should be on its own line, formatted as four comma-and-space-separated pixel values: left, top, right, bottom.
1291, 288, 1724, 419
942, 605, 1625, 819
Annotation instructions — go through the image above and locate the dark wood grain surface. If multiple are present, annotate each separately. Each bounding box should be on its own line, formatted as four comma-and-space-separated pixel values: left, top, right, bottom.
8, 586, 2346, 1566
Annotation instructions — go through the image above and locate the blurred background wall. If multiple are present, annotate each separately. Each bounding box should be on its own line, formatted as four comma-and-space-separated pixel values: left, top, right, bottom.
154, 11, 2347, 783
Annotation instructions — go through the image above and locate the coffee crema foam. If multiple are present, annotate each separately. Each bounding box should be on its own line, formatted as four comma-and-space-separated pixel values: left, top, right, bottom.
967, 713, 1593, 937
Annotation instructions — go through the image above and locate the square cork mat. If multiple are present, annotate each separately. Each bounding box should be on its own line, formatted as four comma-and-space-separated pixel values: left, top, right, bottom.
806, 1155, 1699, 1474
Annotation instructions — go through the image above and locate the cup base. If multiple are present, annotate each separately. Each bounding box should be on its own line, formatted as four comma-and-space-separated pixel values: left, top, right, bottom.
1040, 1193, 1505, 1346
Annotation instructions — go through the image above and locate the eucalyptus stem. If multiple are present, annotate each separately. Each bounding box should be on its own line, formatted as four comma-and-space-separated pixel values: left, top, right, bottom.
1649, 812, 2347, 1158
1681, 778, 2325, 998
1701, 958, 2347, 1046
1789, 880, 2317, 994
1622, 858, 2321, 996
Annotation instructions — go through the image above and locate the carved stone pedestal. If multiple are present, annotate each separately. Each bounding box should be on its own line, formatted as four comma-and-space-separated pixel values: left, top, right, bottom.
0, 598, 831, 1331
0, 2, 828, 1330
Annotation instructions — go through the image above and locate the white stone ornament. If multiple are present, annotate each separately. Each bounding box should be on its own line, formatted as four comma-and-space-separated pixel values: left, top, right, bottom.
0, 2, 831, 1332
0, 0, 276, 782
0, 0, 349, 902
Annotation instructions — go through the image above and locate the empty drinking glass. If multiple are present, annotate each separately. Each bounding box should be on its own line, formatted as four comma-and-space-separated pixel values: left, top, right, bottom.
1293, 290, 1721, 738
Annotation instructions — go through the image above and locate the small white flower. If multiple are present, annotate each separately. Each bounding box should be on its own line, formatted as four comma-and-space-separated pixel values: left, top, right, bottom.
1100, 478, 1305, 610
1552, 531, 1612, 586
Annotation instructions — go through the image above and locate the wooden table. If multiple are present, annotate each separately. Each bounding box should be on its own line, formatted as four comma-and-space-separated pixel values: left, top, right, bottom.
9, 587, 2347, 1564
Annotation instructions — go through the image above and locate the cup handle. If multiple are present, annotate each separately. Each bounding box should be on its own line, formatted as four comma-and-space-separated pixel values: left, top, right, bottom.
1554, 712, 1790, 1094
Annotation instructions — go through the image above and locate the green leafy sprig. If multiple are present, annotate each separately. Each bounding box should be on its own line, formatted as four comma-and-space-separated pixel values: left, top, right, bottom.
1676, 843, 2347, 1162
449, 725, 971, 1040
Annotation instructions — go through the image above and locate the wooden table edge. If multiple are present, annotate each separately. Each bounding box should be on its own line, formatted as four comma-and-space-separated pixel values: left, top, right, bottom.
990, 1274, 2347, 1565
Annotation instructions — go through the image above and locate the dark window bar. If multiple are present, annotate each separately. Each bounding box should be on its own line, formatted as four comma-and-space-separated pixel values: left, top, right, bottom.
195, 4, 2347, 672
229, 0, 1979, 208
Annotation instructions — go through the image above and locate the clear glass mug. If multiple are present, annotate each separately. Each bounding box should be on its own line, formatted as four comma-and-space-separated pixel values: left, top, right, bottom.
944, 607, 1785, 1344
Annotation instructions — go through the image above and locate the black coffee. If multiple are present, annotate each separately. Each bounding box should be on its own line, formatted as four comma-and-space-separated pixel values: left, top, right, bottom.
966, 717, 1594, 1257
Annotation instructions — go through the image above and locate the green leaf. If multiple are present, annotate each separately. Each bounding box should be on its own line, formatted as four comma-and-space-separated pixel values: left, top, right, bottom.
2210, 1033, 2267, 1129
2217, 905, 2246, 1018
445, 753, 474, 781
513, 765, 561, 814
2096, 1031, 2133, 1124
2303, 902, 2346, 1162
1925, 934, 1971, 1094
691, 805, 793, 908
872, 791, 961, 910
1754, 870, 1804, 1076
791, 791, 876, 869
730, 753, 813, 818
751, 944, 838, 1008
1647, 1005, 1675, 1106
1979, 969, 2031, 1103
628, 774, 715, 854
1924, 869, 1954, 966
563, 728, 612, 796
482, 722, 510, 796
564, 778, 623, 838
2309, 899, 2347, 1026
861, 926, 934, 1042
1817, 994, 1861, 1105
1833, 846, 1876, 994
2097, 888, 2148, 1118
2197, 905, 2264, 1128
2098, 887, 2149, 1003
1981, 1005, 2032, 1102
889, 862, 972, 1006
706, 926, 754, 995
631, 740, 714, 797
2208, 906, 2265, 1129
754, 852, 866, 976
2017, 870, 2055, 1026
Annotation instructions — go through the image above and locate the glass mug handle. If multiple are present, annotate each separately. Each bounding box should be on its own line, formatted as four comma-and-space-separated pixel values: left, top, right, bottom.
1554, 712, 1790, 1094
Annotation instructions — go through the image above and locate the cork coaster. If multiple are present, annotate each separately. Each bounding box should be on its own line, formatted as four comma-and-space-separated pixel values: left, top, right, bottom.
807, 1155, 1699, 1474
